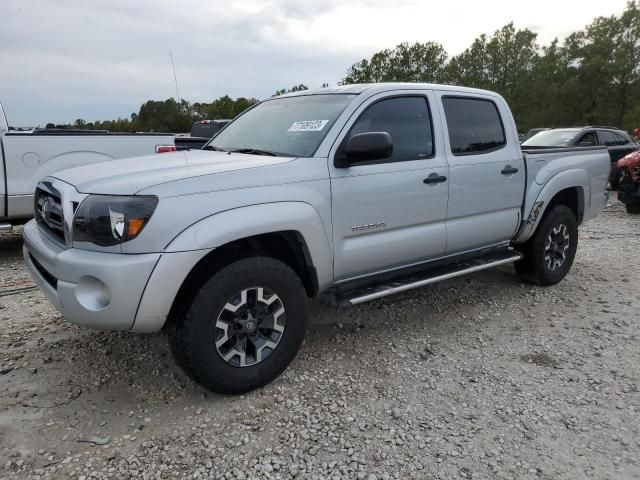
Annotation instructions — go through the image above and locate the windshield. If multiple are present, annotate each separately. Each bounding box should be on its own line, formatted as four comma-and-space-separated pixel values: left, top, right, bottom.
205, 94, 356, 157
522, 129, 581, 147
191, 122, 227, 138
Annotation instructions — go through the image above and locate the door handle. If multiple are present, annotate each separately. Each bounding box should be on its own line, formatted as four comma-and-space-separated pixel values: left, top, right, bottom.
423, 174, 447, 184
501, 166, 519, 175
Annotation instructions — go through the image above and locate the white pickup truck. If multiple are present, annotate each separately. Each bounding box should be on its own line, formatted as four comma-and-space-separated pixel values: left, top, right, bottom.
0, 102, 175, 228
22, 83, 610, 394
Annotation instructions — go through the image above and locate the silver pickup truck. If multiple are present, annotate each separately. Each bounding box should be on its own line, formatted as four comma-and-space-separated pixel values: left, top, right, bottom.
22, 83, 609, 394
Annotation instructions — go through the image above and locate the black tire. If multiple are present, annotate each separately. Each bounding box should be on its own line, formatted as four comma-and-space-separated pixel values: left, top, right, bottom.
514, 205, 578, 286
168, 256, 308, 394
625, 203, 640, 214
609, 167, 621, 191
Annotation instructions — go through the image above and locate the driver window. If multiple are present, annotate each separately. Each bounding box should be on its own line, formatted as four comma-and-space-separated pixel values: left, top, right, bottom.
577, 132, 597, 146
346, 96, 433, 163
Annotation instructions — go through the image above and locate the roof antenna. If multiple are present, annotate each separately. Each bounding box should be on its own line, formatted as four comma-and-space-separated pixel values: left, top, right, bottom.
169, 50, 181, 103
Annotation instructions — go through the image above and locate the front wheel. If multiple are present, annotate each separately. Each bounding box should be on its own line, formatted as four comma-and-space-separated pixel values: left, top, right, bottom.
515, 205, 578, 286
168, 256, 308, 394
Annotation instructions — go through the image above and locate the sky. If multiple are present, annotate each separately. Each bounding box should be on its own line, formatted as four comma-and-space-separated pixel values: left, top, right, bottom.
0, 0, 631, 127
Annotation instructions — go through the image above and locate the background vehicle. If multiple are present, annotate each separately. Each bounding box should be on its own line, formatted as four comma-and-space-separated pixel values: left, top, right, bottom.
617, 150, 640, 214
521, 127, 549, 143
174, 119, 231, 151
522, 126, 639, 189
22, 83, 610, 394
0, 102, 176, 227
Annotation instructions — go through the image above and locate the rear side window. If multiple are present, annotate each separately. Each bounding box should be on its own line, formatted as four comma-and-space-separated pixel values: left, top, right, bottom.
442, 97, 506, 155
613, 132, 631, 145
191, 123, 220, 138
348, 96, 434, 162
598, 130, 617, 146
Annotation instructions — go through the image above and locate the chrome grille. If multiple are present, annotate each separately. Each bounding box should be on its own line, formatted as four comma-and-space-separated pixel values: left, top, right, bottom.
35, 186, 66, 243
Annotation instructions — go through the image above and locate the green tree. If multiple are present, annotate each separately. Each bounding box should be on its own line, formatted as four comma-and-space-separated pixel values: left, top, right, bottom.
446, 23, 539, 129
203, 95, 259, 118
616, 1, 640, 128
525, 39, 576, 128
273, 84, 309, 96
341, 42, 448, 84
563, 1, 640, 129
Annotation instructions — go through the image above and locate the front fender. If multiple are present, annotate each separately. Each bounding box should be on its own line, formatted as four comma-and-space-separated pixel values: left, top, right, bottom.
132, 202, 333, 332
514, 169, 588, 243
166, 201, 333, 287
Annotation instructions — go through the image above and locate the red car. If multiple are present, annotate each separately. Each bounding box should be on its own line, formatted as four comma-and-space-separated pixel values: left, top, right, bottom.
618, 150, 640, 214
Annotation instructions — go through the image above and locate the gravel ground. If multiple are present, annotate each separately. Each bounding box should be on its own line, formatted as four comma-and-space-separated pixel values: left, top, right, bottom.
0, 201, 638, 480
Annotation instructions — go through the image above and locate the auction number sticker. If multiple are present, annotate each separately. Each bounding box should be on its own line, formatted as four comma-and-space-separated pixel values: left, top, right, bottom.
288, 120, 329, 132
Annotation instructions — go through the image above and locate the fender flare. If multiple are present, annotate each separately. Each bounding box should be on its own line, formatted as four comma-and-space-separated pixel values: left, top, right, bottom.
514, 169, 588, 243
165, 201, 333, 289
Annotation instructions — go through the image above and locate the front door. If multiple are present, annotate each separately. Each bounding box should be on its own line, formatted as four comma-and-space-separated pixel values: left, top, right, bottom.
330, 93, 449, 282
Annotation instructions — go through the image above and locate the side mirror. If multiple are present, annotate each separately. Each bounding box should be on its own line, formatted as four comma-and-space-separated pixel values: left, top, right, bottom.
335, 132, 393, 168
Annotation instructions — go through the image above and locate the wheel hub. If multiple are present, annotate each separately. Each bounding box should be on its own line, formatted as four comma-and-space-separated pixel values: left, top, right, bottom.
214, 287, 286, 367
234, 311, 259, 334
544, 223, 570, 271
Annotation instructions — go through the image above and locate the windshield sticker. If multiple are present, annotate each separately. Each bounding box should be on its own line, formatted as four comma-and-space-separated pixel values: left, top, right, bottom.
288, 120, 329, 132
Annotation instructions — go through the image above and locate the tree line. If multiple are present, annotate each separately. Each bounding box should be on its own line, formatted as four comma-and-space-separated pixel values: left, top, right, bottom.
48, 1, 639, 134
342, 1, 640, 132
47, 95, 259, 133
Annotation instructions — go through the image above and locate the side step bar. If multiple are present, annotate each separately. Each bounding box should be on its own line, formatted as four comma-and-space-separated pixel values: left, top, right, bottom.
338, 250, 523, 306
0, 223, 12, 231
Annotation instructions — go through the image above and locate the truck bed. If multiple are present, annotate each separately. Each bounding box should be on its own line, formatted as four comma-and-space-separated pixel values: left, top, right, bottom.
519, 145, 610, 234
1, 131, 175, 221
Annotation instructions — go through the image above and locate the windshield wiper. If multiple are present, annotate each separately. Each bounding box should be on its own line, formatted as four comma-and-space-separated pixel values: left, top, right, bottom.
202, 145, 227, 152
230, 148, 278, 156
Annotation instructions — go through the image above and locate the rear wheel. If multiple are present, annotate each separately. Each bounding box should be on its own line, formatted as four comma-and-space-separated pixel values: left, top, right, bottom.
515, 205, 578, 286
168, 256, 308, 394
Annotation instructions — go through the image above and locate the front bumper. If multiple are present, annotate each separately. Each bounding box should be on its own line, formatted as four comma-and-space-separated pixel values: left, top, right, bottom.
23, 220, 160, 330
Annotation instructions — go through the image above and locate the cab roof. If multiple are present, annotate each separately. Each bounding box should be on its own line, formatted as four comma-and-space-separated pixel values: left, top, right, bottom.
277, 82, 501, 98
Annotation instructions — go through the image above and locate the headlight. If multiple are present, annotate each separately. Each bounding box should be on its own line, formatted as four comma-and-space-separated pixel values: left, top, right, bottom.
72, 195, 158, 247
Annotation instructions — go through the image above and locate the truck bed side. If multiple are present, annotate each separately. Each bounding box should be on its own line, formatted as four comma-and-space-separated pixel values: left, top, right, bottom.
515, 146, 610, 243
1, 131, 174, 220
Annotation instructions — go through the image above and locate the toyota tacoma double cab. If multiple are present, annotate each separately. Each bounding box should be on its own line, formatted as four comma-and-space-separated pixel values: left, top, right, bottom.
23, 83, 610, 394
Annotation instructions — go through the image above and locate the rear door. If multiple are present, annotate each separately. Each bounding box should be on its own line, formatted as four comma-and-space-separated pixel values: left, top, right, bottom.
613, 132, 638, 157
598, 130, 632, 162
437, 93, 525, 254
329, 91, 449, 282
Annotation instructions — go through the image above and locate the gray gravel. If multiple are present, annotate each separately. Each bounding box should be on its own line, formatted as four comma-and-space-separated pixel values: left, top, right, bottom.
1, 200, 639, 479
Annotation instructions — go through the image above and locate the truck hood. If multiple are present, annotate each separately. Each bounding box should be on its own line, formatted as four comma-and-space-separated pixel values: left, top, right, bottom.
51, 150, 295, 195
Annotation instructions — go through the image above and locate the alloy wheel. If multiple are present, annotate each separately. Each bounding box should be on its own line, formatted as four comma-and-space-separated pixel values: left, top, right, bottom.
544, 224, 570, 271
214, 287, 286, 367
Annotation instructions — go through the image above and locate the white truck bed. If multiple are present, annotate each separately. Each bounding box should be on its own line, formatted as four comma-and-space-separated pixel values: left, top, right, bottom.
0, 103, 175, 223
